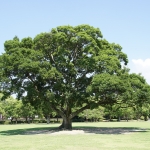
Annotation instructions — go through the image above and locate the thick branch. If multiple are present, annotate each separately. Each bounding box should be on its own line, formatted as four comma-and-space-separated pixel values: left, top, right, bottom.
70, 104, 90, 119
51, 104, 65, 118
70, 98, 118, 119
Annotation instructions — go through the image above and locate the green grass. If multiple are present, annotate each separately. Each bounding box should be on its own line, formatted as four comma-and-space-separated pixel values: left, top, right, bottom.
0, 121, 150, 150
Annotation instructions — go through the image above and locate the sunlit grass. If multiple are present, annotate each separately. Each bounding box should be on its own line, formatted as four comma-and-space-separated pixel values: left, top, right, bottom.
0, 121, 150, 150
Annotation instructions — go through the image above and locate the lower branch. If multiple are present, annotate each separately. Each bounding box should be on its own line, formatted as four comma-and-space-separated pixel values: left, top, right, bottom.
70, 104, 90, 118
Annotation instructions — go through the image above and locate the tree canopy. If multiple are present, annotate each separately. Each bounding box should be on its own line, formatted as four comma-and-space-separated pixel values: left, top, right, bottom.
1, 24, 149, 129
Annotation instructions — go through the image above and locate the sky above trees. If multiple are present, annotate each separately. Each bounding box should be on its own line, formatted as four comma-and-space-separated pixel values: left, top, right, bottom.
0, 0, 150, 83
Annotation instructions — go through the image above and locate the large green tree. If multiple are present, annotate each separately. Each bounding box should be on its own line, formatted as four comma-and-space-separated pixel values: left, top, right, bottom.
0, 25, 128, 129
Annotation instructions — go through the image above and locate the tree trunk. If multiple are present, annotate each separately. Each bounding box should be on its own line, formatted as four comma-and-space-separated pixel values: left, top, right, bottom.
47, 115, 50, 124
144, 115, 148, 121
25, 117, 28, 123
0, 114, 2, 121
31, 116, 34, 123
118, 116, 121, 122
86, 117, 88, 122
57, 116, 58, 122
15, 118, 18, 124
126, 115, 128, 122
11, 117, 13, 124
52, 104, 90, 130
59, 117, 72, 130
28, 117, 30, 124
109, 115, 112, 121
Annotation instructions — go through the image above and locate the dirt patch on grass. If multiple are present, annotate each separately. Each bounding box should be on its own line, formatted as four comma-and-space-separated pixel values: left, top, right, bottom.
25, 127, 147, 135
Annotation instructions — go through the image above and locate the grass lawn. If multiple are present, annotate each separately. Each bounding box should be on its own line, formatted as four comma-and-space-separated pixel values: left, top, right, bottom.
0, 121, 150, 150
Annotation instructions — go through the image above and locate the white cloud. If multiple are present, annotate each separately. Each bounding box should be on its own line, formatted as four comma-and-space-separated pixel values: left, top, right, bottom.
131, 59, 150, 84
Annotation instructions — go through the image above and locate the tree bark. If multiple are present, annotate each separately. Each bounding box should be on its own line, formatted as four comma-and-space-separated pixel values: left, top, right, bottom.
59, 116, 72, 130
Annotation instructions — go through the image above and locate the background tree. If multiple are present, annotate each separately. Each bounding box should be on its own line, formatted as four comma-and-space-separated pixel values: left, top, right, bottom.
4, 98, 22, 123
141, 104, 150, 121
113, 69, 150, 121
21, 102, 36, 123
0, 102, 5, 120
0, 25, 130, 129
126, 73, 150, 120
79, 106, 104, 122
133, 103, 150, 121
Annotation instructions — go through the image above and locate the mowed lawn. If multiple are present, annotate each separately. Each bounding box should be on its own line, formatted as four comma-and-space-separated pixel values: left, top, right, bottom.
0, 121, 150, 150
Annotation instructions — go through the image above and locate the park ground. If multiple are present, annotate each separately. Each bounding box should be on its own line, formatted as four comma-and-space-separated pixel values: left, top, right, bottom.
0, 121, 150, 150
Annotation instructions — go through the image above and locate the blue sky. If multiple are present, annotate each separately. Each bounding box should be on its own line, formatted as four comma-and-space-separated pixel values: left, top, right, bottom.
0, 0, 150, 83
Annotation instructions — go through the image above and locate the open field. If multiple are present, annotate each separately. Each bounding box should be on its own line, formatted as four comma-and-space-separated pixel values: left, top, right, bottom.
0, 121, 150, 150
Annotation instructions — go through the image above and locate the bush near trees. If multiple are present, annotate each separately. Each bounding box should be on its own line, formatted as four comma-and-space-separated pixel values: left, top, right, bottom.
0, 24, 150, 128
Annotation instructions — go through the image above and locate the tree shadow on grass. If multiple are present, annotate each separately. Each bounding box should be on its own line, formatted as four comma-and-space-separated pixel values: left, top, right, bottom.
0, 126, 57, 136
74, 126, 149, 134
0, 125, 149, 136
